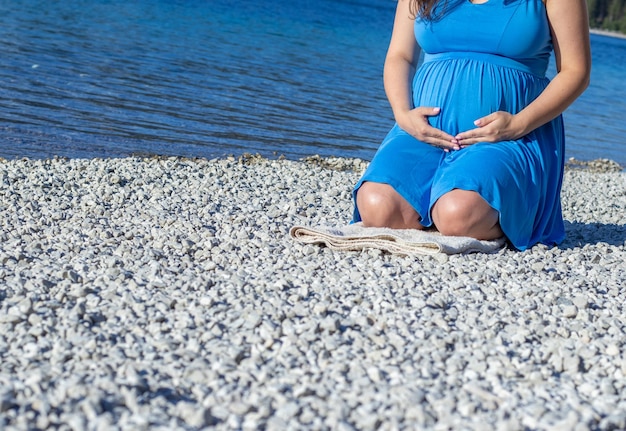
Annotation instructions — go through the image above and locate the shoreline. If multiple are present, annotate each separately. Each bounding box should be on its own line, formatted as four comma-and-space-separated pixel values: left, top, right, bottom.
590, 27, 626, 39
1, 153, 624, 173
0, 156, 624, 429
563, 156, 624, 173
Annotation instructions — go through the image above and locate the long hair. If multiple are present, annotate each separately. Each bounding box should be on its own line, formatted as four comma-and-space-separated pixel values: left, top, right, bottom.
411, 0, 520, 19
409, 0, 443, 20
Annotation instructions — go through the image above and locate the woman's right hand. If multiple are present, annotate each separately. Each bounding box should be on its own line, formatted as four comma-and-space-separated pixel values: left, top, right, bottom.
382, 0, 459, 152
396, 107, 460, 151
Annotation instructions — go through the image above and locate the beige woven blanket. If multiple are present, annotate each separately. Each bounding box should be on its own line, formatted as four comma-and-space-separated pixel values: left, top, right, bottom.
289, 223, 506, 256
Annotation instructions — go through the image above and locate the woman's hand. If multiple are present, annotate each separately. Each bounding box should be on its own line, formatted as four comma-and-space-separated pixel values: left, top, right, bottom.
383, 1, 460, 152
397, 107, 460, 151
454, 111, 526, 147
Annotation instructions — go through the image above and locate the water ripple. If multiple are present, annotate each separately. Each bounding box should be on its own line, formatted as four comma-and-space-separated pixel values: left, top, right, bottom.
0, 0, 624, 166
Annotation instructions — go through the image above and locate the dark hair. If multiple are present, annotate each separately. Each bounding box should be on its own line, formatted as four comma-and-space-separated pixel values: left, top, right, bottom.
411, 0, 520, 20
409, 0, 449, 20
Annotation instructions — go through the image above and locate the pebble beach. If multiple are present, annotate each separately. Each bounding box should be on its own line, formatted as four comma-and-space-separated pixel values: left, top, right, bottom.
1, 154, 625, 430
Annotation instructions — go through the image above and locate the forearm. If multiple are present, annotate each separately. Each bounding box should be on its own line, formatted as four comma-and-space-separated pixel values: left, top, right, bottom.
384, 53, 457, 149
379, 0, 456, 149
383, 55, 416, 122
515, 0, 591, 137
514, 68, 590, 137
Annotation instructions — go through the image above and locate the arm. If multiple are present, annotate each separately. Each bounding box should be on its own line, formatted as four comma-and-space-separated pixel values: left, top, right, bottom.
385, 0, 458, 150
454, 0, 591, 145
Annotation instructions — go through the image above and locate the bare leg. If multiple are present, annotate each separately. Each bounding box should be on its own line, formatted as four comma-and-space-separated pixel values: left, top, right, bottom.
431, 189, 503, 240
356, 182, 425, 229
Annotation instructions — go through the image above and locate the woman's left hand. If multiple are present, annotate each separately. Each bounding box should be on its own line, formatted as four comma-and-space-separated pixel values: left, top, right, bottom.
454, 111, 525, 147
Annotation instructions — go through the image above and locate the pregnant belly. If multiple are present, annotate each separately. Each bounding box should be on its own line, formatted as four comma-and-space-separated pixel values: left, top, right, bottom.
412, 58, 544, 136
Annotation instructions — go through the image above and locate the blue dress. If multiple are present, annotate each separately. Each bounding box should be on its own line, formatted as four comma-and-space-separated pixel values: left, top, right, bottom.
352, 0, 565, 251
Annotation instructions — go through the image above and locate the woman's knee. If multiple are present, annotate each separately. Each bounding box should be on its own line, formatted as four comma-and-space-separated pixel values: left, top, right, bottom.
356, 182, 422, 229
432, 190, 500, 237
432, 200, 472, 236
356, 182, 398, 226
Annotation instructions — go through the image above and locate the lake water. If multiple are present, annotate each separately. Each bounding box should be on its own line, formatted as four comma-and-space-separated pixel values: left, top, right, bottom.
1, 0, 625, 167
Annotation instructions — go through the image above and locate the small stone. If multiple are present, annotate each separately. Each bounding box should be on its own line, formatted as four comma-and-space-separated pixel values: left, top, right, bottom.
531, 262, 544, 272
606, 344, 620, 356
572, 296, 589, 309
275, 402, 301, 421
366, 366, 383, 383
177, 402, 213, 428
562, 305, 578, 318
229, 402, 251, 416
16, 298, 33, 315
0, 311, 23, 324
320, 316, 340, 333
28, 313, 42, 326
563, 353, 582, 373
0, 393, 16, 413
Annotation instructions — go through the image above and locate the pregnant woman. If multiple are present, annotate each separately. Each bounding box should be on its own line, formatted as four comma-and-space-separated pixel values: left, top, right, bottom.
353, 0, 591, 250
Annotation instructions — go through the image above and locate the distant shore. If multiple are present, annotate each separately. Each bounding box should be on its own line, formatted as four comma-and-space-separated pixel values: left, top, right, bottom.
590, 28, 626, 39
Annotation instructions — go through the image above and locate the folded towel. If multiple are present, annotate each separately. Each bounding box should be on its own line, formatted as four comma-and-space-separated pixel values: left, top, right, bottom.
289, 223, 506, 256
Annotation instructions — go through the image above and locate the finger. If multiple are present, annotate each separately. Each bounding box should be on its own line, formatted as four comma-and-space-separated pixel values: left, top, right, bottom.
473, 118, 486, 127
423, 126, 456, 144
454, 128, 481, 141
473, 112, 498, 127
415, 107, 442, 117
425, 134, 460, 150
415, 130, 458, 149
455, 130, 490, 146
458, 138, 482, 147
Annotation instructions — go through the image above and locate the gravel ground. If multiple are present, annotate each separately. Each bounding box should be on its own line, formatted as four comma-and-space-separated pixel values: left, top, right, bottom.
0, 155, 625, 430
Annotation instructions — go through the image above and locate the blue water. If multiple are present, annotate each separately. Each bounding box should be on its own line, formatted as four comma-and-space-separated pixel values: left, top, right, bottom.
1, 0, 625, 166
